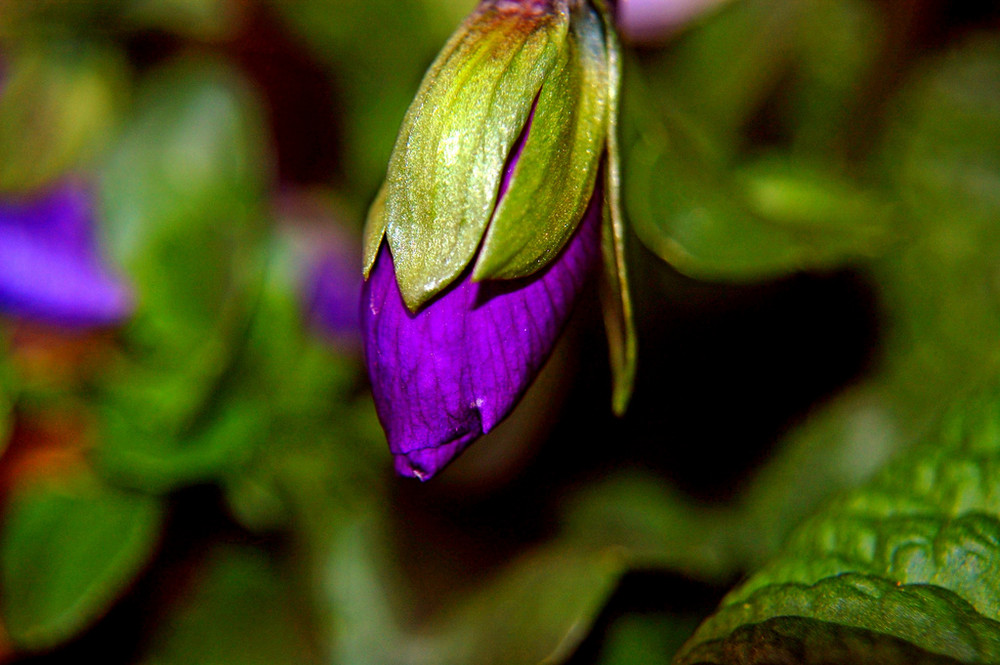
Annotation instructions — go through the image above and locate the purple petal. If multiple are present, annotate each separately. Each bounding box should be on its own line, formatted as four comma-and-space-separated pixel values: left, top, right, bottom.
306, 250, 362, 343
0, 180, 134, 328
361, 185, 603, 480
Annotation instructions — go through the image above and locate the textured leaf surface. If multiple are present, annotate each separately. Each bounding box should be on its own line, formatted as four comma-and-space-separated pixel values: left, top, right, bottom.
676, 383, 1000, 664
0, 465, 163, 651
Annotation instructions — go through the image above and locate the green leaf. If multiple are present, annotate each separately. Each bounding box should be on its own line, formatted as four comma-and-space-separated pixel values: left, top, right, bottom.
562, 472, 737, 583
96, 54, 270, 439
623, 90, 895, 280
139, 545, 322, 665
474, 1, 608, 280
121, 0, 242, 40
788, 0, 883, 154
96, 397, 266, 493
0, 42, 128, 193
384, 0, 570, 309
0, 1, 129, 38
418, 544, 625, 665
676, 382, 1000, 664
0, 465, 164, 651
874, 36, 1000, 391
597, 612, 702, 665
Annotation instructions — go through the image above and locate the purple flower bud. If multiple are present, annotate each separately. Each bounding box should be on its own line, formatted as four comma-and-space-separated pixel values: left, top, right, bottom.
0, 180, 134, 328
362, 182, 602, 481
361, 0, 637, 479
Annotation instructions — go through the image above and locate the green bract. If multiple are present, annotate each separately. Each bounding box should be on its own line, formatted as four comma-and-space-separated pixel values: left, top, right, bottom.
364, 0, 613, 310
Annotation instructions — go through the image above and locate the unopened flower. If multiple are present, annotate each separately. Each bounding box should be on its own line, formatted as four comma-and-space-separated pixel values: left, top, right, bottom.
0, 180, 133, 328
362, 0, 636, 480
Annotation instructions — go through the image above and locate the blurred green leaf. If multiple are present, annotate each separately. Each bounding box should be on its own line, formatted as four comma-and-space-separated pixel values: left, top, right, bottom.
96, 396, 265, 493
646, 0, 803, 146
95, 55, 272, 482
0, 42, 128, 193
140, 545, 322, 665
0, 1, 129, 38
121, 0, 244, 40
623, 92, 895, 279
415, 544, 625, 665
99, 54, 269, 362
676, 381, 1000, 664
597, 612, 702, 665
788, 0, 883, 153
875, 36, 1000, 390
562, 472, 737, 583
0, 464, 163, 651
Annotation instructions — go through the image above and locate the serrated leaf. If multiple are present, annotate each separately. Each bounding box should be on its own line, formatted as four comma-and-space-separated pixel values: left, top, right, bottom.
0, 464, 163, 651
384, 0, 570, 309
676, 382, 1000, 664
474, 1, 608, 281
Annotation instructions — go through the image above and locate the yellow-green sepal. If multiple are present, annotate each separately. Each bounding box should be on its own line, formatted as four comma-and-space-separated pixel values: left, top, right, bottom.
596, 0, 637, 416
473, 0, 610, 281
384, 0, 571, 311
362, 182, 387, 278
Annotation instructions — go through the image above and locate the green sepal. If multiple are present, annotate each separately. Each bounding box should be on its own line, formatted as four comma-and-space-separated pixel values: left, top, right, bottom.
596, 2, 637, 416
473, 0, 609, 281
362, 182, 388, 277
384, 0, 571, 310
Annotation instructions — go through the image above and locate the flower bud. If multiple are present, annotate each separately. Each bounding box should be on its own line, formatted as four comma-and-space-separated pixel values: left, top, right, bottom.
362, 0, 636, 479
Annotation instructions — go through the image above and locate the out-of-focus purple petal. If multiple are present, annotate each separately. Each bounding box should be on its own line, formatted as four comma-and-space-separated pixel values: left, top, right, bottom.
361, 185, 603, 480
617, 0, 728, 42
306, 250, 362, 342
275, 191, 363, 345
0, 180, 134, 328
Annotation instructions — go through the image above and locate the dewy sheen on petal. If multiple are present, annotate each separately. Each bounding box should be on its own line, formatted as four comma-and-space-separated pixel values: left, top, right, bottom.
362, 185, 603, 480
0, 180, 134, 328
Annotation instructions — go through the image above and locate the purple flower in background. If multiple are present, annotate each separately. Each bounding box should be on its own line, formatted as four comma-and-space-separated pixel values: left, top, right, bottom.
362, 187, 602, 480
0, 180, 133, 328
617, 0, 728, 42
279, 191, 363, 347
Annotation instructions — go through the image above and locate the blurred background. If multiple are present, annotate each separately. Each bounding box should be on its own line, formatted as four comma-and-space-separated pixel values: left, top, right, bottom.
0, 0, 999, 663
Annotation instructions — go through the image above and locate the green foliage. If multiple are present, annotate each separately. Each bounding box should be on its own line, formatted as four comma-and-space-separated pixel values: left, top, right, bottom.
676, 383, 1000, 663
2, 1, 1000, 664
137, 545, 322, 665
0, 43, 128, 193
0, 465, 163, 650
418, 544, 625, 665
